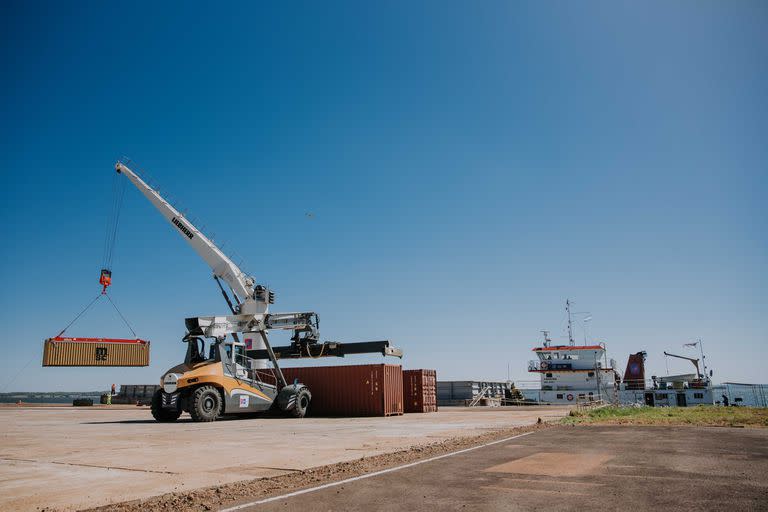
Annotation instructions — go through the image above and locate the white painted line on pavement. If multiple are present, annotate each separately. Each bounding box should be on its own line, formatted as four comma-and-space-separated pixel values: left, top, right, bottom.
219, 431, 536, 511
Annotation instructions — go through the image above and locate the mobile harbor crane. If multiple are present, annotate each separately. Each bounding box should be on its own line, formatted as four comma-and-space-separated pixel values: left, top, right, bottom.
115, 161, 401, 422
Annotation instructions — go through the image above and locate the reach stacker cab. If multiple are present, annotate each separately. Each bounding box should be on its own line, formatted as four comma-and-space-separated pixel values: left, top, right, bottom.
152, 335, 310, 422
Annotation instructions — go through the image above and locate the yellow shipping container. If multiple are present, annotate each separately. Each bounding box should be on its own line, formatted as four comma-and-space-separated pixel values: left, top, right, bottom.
42, 337, 150, 367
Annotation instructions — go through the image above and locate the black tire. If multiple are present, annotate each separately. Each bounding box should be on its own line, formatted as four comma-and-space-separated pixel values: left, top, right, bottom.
151, 390, 181, 422
189, 385, 222, 422
289, 387, 311, 418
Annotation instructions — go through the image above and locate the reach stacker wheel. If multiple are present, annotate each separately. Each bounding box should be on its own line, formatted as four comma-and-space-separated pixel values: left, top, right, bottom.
289, 387, 311, 418
189, 385, 223, 422
151, 390, 181, 422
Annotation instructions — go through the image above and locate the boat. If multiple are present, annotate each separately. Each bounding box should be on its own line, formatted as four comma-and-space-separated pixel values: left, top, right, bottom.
618, 348, 714, 407
528, 332, 620, 404
527, 301, 714, 406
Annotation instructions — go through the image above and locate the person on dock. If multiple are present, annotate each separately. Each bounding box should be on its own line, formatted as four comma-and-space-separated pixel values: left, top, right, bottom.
106, 383, 115, 405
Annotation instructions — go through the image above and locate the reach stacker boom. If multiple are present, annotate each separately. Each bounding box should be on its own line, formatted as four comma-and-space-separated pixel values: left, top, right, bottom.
115, 160, 401, 422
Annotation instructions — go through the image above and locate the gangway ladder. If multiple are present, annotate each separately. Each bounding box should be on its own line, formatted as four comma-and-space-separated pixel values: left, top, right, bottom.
469, 386, 492, 407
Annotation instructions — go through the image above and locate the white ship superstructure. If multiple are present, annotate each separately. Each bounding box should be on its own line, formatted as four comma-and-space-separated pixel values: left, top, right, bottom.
527, 301, 714, 406
529, 334, 619, 404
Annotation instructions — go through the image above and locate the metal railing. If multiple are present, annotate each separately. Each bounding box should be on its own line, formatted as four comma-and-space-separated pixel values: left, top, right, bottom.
468, 386, 491, 407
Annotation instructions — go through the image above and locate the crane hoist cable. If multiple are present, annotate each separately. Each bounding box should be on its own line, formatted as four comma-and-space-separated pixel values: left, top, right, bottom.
99, 171, 126, 293
51, 171, 138, 339
52, 281, 138, 338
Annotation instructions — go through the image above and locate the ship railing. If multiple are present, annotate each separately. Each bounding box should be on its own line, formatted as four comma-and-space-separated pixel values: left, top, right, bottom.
620, 378, 707, 391
622, 378, 651, 390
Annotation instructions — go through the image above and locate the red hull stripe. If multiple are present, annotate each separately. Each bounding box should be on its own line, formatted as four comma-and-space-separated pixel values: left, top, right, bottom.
529, 368, 615, 373
532, 345, 603, 351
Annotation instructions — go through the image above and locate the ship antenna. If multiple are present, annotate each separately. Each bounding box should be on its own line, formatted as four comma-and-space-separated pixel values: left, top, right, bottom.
541, 330, 551, 348
566, 299, 575, 346
698, 338, 709, 380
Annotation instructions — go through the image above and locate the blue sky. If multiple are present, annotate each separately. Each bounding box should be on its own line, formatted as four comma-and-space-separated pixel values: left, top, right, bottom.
1, 2, 766, 391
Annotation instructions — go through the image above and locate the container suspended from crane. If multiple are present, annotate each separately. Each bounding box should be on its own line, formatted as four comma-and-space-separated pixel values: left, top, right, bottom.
43, 337, 149, 367
42, 171, 147, 368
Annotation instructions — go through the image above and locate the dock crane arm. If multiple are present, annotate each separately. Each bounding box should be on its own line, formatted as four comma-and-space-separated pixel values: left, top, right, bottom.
663, 351, 701, 377
115, 160, 401, 366
115, 161, 261, 309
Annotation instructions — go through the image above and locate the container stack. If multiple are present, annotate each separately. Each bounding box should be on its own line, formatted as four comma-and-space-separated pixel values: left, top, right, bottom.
403, 369, 437, 413
281, 364, 404, 417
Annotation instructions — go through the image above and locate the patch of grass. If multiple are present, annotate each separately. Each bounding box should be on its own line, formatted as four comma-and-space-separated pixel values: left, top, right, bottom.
562, 405, 768, 428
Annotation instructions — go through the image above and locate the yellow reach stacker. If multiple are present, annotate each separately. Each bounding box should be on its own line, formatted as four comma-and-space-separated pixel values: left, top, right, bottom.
83, 160, 402, 422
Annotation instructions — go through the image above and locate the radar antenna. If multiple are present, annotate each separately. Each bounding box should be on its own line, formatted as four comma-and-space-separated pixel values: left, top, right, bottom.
540, 330, 551, 348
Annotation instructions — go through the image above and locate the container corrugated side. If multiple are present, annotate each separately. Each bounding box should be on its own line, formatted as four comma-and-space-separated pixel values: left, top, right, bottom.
281, 364, 403, 417
403, 369, 438, 413
383, 364, 404, 416
42, 338, 150, 367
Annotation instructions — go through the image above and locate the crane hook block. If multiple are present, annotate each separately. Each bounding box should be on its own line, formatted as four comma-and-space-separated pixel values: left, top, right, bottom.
99, 269, 112, 294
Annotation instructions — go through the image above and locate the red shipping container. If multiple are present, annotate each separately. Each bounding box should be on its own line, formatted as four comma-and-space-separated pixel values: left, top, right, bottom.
403, 369, 438, 413
281, 364, 403, 417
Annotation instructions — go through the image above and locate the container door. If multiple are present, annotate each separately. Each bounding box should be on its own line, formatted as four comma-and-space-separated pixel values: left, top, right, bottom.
644, 392, 654, 406
676, 393, 687, 406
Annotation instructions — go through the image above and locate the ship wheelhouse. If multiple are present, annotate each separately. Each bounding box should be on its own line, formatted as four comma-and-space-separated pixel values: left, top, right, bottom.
528, 344, 620, 404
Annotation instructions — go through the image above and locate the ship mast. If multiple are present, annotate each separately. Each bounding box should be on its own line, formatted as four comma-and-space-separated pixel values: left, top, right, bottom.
566, 299, 575, 346
697, 338, 709, 380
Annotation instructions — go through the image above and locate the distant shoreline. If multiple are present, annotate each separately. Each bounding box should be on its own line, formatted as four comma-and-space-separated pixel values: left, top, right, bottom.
0, 402, 145, 409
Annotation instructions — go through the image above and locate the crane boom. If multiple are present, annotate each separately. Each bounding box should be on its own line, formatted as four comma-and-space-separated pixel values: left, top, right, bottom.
663, 351, 701, 377
115, 161, 258, 306
115, 159, 401, 380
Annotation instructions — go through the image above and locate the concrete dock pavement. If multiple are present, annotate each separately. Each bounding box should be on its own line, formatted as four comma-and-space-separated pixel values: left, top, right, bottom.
0, 405, 567, 511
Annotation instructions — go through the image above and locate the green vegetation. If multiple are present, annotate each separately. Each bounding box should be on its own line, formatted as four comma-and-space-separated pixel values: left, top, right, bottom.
563, 405, 768, 428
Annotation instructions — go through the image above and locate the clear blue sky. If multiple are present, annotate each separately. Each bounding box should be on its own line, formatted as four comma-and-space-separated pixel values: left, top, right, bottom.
1, 2, 766, 391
